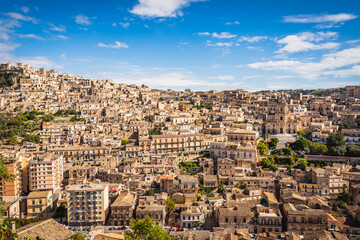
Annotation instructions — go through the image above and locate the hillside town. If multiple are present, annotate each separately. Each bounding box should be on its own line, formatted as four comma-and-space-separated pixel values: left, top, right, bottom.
0, 62, 360, 240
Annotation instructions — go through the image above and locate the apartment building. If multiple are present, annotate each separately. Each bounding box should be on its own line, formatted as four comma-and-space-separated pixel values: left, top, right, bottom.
150, 134, 204, 153
226, 130, 259, 146
27, 190, 53, 218
110, 190, 136, 226
180, 206, 205, 229
283, 203, 328, 234
217, 204, 254, 228
0, 160, 21, 202
66, 182, 109, 226
29, 154, 63, 192
160, 176, 175, 195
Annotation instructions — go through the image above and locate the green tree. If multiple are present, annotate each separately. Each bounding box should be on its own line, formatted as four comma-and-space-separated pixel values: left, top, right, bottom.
166, 198, 175, 212
303, 130, 312, 140
296, 158, 308, 170
261, 158, 271, 168
7, 136, 20, 145
257, 141, 269, 155
125, 216, 171, 240
143, 115, 152, 123
338, 185, 351, 204
270, 164, 278, 172
23, 134, 40, 144
0, 155, 14, 183
145, 189, 154, 196
340, 123, 352, 130
261, 157, 273, 169
42, 114, 54, 122
339, 202, 347, 209
282, 147, 292, 155
268, 138, 279, 149
346, 145, 360, 157
290, 136, 308, 151
121, 140, 131, 146
240, 183, 247, 189
330, 145, 346, 156
327, 131, 345, 155
309, 142, 328, 155
217, 183, 224, 194
71, 232, 85, 240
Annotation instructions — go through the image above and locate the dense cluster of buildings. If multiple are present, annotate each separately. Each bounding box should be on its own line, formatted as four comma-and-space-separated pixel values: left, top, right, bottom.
0, 62, 360, 239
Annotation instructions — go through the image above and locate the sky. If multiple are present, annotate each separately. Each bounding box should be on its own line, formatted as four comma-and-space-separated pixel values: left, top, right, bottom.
1, 0, 360, 91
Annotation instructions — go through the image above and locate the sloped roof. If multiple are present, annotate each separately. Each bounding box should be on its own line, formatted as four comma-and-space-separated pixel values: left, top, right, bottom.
17, 218, 73, 240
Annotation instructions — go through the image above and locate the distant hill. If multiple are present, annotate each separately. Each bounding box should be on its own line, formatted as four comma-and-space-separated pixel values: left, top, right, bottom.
300, 87, 347, 96
256, 86, 350, 97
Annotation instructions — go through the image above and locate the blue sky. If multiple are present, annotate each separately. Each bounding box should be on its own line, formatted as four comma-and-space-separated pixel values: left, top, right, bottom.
1, 0, 360, 91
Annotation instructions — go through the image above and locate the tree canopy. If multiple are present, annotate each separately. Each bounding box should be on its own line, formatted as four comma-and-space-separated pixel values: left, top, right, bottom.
125, 216, 171, 240
268, 138, 279, 149
257, 141, 268, 155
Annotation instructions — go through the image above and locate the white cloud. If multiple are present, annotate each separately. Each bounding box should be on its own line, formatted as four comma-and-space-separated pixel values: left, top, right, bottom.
247, 46, 264, 51
60, 54, 67, 60
20, 6, 30, 13
225, 21, 240, 25
49, 25, 66, 32
130, 0, 202, 18
75, 14, 91, 26
325, 65, 360, 77
198, 32, 210, 36
239, 36, 267, 43
208, 75, 235, 81
17, 33, 43, 40
88, 69, 233, 90
98, 41, 129, 49
5, 12, 37, 24
212, 32, 237, 39
0, 43, 19, 52
0, 52, 60, 69
119, 22, 130, 28
211, 64, 222, 69
0, 18, 22, 41
207, 42, 234, 47
53, 35, 68, 40
276, 32, 339, 53
242, 75, 295, 80
346, 39, 360, 44
248, 46, 360, 78
283, 13, 357, 23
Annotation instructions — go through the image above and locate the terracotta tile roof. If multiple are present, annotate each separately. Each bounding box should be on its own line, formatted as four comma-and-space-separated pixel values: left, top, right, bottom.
17, 219, 74, 240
